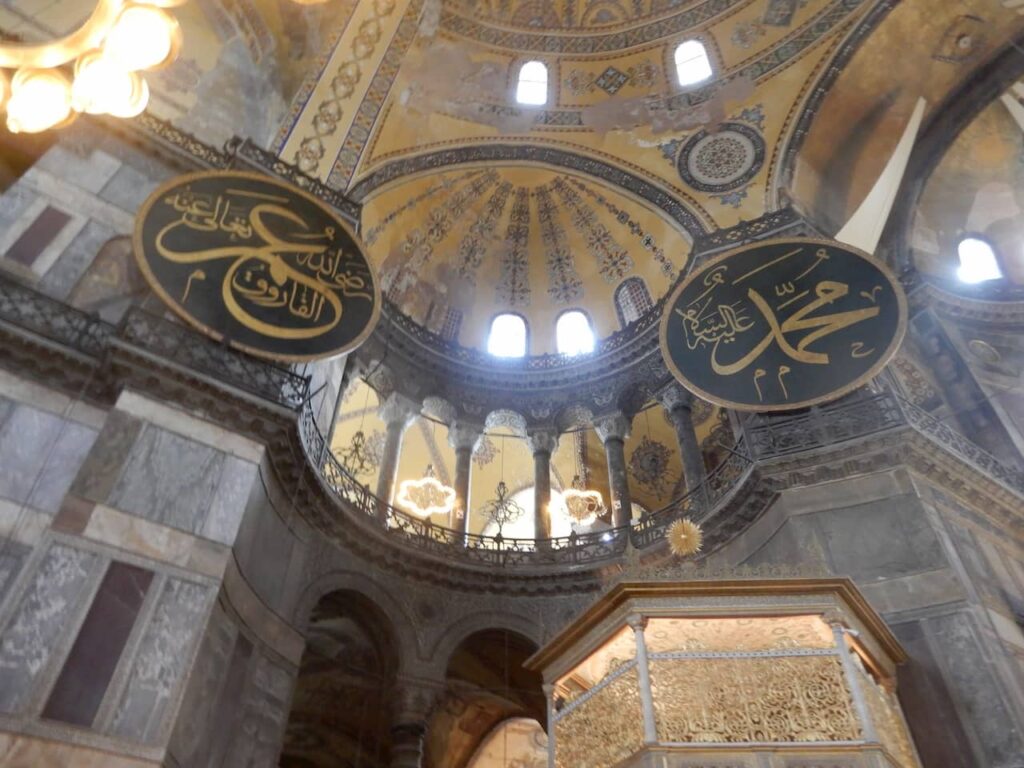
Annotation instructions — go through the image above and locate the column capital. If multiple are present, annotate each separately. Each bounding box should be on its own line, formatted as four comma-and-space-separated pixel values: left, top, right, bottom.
448, 421, 483, 452
392, 678, 439, 725
378, 393, 420, 429
594, 412, 632, 444
657, 384, 695, 414
626, 613, 648, 632
527, 428, 559, 455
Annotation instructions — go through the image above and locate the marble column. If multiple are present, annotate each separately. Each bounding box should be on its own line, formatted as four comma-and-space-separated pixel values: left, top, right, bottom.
628, 614, 658, 745
389, 680, 436, 768
447, 422, 482, 534
376, 394, 420, 510
594, 412, 633, 528
658, 385, 706, 494
527, 429, 559, 541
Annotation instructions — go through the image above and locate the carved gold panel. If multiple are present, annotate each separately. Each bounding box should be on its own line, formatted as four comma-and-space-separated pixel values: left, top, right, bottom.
555, 667, 643, 768
650, 655, 861, 743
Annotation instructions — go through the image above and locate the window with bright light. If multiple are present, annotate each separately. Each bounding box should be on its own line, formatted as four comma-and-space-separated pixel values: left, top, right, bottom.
556, 310, 595, 356
614, 277, 654, 327
957, 237, 1003, 283
674, 40, 712, 87
516, 60, 548, 106
488, 313, 527, 357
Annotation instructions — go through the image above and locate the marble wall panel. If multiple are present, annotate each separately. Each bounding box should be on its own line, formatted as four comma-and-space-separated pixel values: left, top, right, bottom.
72, 410, 143, 504
108, 426, 225, 535
198, 630, 254, 768
0, 540, 31, 614
927, 610, 1024, 766
110, 578, 212, 744
892, 618, 976, 768
816, 496, 946, 581
38, 218, 117, 300
232, 476, 295, 611
203, 456, 259, 546
222, 653, 296, 768
0, 543, 103, 713
165, 604, 239, 766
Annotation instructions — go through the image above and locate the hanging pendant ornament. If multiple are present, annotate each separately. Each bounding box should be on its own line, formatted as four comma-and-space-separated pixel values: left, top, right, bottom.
396, 464, 456, 519
666, 518, 703, 557
339, 430, 374, 477
482, 480, 525, 535
561, 474, 605, 526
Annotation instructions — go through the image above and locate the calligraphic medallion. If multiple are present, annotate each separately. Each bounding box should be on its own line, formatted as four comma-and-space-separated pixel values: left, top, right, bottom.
660, 238, 906, 411
133, 171, 379, 362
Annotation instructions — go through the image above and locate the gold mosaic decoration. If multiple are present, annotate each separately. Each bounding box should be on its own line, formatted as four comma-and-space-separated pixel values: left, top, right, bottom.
645, 615, 834, 654
649, 655, 861, 743
555, 667, 644, 768
856, 663, 919, 766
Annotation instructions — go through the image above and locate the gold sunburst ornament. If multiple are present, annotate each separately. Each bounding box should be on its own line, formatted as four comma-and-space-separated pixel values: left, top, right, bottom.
666, 518, 703, 557
395, 464, 456, 519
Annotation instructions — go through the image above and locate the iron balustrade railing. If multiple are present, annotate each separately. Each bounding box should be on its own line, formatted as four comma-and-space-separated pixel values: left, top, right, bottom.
0, 275, 113, 358
116, 308, 310, 408
745, 388, 1024, 496
300, 397, 756, 568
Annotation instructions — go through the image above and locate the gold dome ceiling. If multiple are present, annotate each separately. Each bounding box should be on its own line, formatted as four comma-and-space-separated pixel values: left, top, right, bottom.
363, 165, 689, 352
444, 0, 710, 35
912, 81, 1024, 287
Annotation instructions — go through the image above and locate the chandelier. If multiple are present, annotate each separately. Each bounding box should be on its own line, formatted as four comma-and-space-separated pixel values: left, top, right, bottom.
481, 480, 524, 535
561, 474, 605, 526
0, 0, 185, 134
395, 464, 456, 520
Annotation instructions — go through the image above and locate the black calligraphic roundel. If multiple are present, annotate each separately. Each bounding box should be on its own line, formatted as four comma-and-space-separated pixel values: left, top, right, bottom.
659, 238, 907, 412
133, 171, 379, 362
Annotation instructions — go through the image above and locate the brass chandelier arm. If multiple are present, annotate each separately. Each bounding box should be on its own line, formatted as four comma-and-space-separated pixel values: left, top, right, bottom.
0, 0, 126, 70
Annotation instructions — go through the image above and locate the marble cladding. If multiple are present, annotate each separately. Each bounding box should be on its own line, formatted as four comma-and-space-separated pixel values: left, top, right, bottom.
165, 605, 241, 766
76, 416, 257, 548
111, 578, 211, 744
0, 397, 98, 515
0, 127, 174, 302
221, 652, 295, 768
0, 732, 160, 767
0, 544, 103, 713
744, 493, 947, 581
0, 541, 30, 613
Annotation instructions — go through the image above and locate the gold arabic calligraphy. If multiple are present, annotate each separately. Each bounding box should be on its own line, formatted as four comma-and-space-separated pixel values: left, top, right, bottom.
675, 248, 883, 402
155, 186, 371, 340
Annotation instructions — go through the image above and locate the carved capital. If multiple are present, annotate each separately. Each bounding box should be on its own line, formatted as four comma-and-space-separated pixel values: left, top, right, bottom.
527, 428, 559, 456
657, 383, 694, 414
392, 678, 440, 725
378, 393, 420, 429
626, 613, 648, 632
594, 412, 632, 444
448, 421, 483, 452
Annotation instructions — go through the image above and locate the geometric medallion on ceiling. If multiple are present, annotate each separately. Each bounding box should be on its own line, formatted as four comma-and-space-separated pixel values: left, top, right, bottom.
676, 122, 766, 193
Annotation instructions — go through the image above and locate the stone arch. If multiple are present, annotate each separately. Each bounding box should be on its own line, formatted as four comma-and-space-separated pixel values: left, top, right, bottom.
425, 621, 547, 768
484, 408, 529, 437
293, 569, 420, 669
555, 403, 593, 433
427, 610, 544, 676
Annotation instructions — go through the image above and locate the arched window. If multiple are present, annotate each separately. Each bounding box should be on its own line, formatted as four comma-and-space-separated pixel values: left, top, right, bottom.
614, 277, 654, 327
488, 313, 527, 357
556, 310, 595, 356
674, 40, 712, 87
957, 236, 1003, 283
515, 60, 548, 106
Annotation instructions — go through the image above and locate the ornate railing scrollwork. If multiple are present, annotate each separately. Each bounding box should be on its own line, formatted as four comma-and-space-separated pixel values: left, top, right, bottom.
0, 275, 113, 357
117, 308, 310, 408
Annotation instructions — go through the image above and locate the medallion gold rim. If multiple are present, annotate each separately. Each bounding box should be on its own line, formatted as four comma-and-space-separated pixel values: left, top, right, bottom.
132, 169, 382, 364
657, 236, 908, 413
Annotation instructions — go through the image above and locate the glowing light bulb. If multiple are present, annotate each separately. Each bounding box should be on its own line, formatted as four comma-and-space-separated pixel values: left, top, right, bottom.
72, 52, 150, 116
5, 69, 74, 134
103, 6, 180, 71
